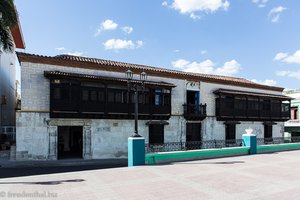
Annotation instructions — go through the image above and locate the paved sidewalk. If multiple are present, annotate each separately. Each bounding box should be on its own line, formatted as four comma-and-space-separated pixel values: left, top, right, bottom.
1, 151, 300, 199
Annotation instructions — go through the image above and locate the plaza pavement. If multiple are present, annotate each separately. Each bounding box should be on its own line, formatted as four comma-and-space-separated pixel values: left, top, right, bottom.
1, 150, 300, 200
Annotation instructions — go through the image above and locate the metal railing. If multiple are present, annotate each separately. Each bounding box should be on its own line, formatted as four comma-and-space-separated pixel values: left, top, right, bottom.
257, 136, 300, 146
145, 139, 244, 153
145, 137, 300, 153
183, 104, 207, 115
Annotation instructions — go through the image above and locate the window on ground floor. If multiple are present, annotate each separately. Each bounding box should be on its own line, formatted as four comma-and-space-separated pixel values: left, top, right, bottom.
225, 124, 236, 140
186, 123, 201, 142
149, 124, 164, 144
264, 124, 272, 138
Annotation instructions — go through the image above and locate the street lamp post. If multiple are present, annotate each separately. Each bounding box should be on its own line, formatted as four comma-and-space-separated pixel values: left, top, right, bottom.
126, 70, 147, 167
125, 70, 147, 137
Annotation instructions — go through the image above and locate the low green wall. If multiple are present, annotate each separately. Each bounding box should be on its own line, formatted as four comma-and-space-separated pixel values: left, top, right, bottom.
257, 143, 300, 153
145, 147, 250, 165
145, 142, 300, 165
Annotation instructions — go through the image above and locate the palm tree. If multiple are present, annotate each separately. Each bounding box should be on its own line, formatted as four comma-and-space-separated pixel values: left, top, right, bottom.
0, 0, 18, 53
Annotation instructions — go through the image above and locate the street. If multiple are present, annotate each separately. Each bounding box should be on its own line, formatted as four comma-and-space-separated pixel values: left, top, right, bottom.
1, 151, 300, 199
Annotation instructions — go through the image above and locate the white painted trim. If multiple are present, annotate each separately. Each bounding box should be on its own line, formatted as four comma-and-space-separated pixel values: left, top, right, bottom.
128, 137, 145, 140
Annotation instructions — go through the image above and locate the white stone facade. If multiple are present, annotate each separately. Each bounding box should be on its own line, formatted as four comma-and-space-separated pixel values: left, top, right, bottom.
0, 50, 17, 129
16, 61, 285, 160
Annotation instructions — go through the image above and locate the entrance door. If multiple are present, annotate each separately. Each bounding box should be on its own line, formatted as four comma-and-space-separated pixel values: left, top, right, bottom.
58, 126, 83, 159
186, 123, 201, 150
186, 91, 199, 105
186, 91, 200, 114
264, 124, 273, 144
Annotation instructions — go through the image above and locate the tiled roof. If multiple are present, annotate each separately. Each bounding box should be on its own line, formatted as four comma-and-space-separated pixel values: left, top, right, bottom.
44, 71, 176, 88
53, 54, 253, 84
214, 88, 292, 100
17, 52, 284, 92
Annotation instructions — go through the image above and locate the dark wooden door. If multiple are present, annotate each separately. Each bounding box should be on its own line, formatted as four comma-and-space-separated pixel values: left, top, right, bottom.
186, 123, 201, 150
149, 124, 164, 144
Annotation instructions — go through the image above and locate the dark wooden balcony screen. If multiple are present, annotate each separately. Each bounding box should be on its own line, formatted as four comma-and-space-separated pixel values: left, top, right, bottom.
50, 80, 171, 119
216, 96, 291, 121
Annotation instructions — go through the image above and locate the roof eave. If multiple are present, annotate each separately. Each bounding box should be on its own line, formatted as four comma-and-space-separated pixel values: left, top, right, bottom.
10, 20, 25, 49
214, 88, 293, 100
44, 71, 176, 88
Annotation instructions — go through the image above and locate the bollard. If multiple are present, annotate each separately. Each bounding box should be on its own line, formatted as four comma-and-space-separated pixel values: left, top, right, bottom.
242, 128, 257, 154
128, 137, 145, 167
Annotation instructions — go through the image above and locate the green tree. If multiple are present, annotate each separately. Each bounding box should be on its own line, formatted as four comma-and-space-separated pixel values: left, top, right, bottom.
0, 0, 18, 53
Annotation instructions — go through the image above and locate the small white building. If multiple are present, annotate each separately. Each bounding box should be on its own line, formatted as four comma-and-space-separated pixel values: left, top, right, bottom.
283, 90, 300, 137
16, 52, 291, 160
0, 20, 25, 150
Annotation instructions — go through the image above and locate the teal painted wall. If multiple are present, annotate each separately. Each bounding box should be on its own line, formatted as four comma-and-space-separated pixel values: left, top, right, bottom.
128, 137, 145, 166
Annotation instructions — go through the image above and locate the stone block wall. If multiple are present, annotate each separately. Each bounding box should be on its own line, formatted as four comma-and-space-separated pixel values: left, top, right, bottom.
16, 112, 49, 160
16, 61, 286, 160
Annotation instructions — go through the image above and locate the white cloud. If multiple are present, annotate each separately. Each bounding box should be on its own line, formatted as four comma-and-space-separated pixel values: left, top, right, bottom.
122, 26, 133, 34
172, 59, 198, 69
172, 58, 241, 76
56, 47, 65, 51
268, 6, 286, 23
65, 51, 84, 56
200, 50, 207, 54
251, 79, 277, 86
173, 49, 180, 53
276, 70, 300, 79
136, 40, 143, 48
95, 19, 118, 36
166, 0, 230, 20
274, 50, 300, 64
101, 19, 118, 30
103, 39, 143, 50
55, 47, 84, 56
215, 59, 241, 75
190, 13, 201, 20
252, 0, 269, 8
162, 1, 168, 7
274, 52, 288, 61
172, 0, 230, 13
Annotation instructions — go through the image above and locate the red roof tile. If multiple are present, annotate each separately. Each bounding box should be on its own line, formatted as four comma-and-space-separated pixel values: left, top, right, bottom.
17, 52, 284, 92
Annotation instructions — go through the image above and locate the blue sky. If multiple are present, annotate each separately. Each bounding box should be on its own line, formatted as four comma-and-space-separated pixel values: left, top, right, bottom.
15, 0, 300, 89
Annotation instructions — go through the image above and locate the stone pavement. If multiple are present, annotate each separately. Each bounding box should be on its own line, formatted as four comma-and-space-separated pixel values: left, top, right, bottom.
1, 151, 300, 200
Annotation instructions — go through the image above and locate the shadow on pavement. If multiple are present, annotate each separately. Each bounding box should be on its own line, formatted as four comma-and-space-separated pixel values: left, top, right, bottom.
0, 160, 127, 179
176, 161, 245, 165
0, 179, 85, 185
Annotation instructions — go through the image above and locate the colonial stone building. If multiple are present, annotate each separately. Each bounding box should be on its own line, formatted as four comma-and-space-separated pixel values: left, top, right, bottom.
16, 52, 291, 160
